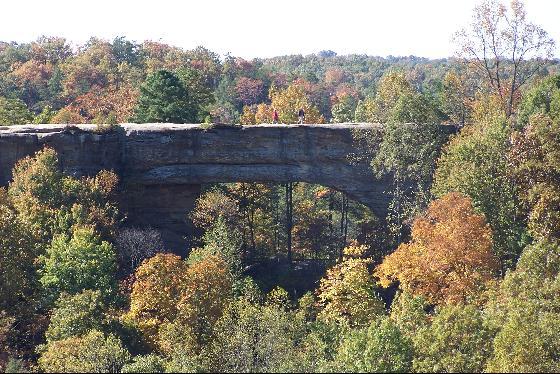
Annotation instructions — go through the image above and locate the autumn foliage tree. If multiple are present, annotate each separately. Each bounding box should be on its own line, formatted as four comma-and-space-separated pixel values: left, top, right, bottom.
509, 101, 560, 241
125, 253, 186, 346
453, 0, 556, 117
317, 244, 385, 327
375, 192, 498, 305
270, 83, 324, 124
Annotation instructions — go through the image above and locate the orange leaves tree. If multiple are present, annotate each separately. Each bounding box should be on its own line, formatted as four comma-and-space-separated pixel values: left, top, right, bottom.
375, 192, 498, 305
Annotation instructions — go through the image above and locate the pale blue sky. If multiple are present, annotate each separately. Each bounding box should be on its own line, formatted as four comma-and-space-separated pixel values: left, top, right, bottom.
2, 0, 560, 58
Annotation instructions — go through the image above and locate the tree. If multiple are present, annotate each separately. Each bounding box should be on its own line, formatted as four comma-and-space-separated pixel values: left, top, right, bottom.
269, 83, 324, 124
453, 0, 556, 117
485, 240, 560, 372
389, 291, 429, 338
517, 74, 560, 125
38, 330, 131, 373
441, 71, 475, 126
375, 193, 498, 305
204, 298, 302, 373
0, 96, 32, 124
115, 227, 164, 275
331, 317, 413, 373
33, 105, 55, 124
60, 38, 116, 100
30, 36, 72, 64
317, 244, 385, 327
433, 107, 528, 270
235, 77, 265, 106
45, 290, 106, 342
164, 254, 233, 352
510, 84, 560, 240
0, 190, 34, 315
190, 189, 241, 233
412, 304, 495, 373
331, 94, 357, 123
195, 216, 243, 276
67, 84, 139, 123
125, 253, 186, 346
132, 69, 197, 123
176, 67, 216, 121
354, 71, 414, 123
49, 107, 85, 124
39, 226, 117, 302
371, 94, 447, 240
121, 354, 166, 373
8, 148, 120, 247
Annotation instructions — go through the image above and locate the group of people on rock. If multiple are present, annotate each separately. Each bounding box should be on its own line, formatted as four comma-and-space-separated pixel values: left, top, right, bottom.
271, 108, 305, 124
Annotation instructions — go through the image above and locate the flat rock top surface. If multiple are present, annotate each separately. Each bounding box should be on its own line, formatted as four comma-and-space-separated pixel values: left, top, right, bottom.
0, 123, 382, 136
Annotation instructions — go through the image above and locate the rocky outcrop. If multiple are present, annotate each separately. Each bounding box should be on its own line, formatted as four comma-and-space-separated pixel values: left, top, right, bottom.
0, 123, 388, 251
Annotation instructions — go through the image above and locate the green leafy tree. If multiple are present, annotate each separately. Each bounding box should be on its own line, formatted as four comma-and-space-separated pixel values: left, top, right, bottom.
176, 67, 215, 121
331, 317, 413, 373
45, 290, 106, 342
0, 96, 33, 124
32, 105, 55, 124
331, 95, 357, 123
0, 190, 34, 315
517, 75, 560, 125
485, 240, 560, 372
354, 71, 414, 123
121, 354, 166, 373
132, 69, 197, 123
510, 111, 560, 241
372, 95, 447, 239
433, 108, 528, 270
389, 291, 429, 338
412, 304, 495, 373
192, 216, 243, 276
8, 148, 119, 250
38, 330, 131, 373
39, 226, 117, 302
204, 298, 302, 373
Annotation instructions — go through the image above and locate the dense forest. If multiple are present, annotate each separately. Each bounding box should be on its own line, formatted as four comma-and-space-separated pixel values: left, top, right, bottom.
1, 0, 560, 372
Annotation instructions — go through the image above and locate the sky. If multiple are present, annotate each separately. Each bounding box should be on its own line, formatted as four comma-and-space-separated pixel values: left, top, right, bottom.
2, 0, 560, 59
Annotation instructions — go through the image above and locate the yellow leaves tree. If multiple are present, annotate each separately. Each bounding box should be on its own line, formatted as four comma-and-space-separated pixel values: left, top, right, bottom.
317, 244, 385, 327
354, 71, 413, 123
125, 253, 186, 346
270, 83, 324, 124
375, 192, 498, 305
126, 252, 233, 353
239, 103, 273, 125
169, 254, 233, 351
240, 83, 324, 124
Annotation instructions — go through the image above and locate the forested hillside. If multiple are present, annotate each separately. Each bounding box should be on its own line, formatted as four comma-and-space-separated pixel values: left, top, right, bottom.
1, 0, 560, 372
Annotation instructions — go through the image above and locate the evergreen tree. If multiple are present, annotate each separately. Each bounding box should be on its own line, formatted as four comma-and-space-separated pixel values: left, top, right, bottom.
132, 70, 197, 123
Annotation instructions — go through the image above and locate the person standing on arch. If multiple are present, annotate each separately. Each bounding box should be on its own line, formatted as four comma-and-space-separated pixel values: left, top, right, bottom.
298, 108, 305, 124
272, 108, 279, 124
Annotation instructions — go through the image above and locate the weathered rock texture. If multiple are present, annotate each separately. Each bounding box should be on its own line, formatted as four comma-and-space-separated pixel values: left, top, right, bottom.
0, 123, 388, 251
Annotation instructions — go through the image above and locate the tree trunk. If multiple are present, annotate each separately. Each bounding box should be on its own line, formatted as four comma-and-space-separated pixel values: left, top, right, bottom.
285, 182, 293, 264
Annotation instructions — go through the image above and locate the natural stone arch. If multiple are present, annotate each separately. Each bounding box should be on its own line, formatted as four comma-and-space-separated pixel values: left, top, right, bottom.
0, 123, 389, 250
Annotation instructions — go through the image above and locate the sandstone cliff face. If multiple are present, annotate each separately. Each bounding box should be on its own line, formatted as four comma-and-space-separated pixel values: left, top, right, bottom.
0, 123, 387, 251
